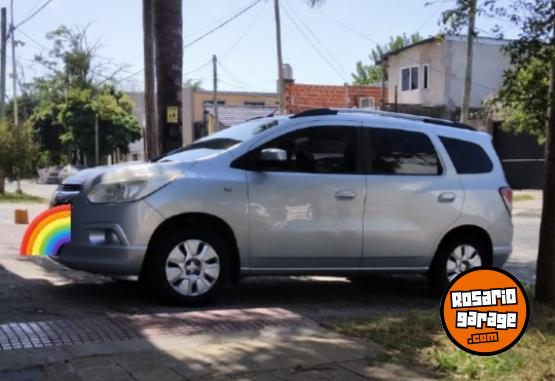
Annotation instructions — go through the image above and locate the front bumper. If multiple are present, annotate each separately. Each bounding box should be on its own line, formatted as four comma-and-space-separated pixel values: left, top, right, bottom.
53, 194, 165, 276
56, 243, 147, 275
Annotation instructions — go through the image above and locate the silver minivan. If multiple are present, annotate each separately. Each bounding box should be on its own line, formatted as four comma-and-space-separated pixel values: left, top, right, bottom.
54, 109, 513, 305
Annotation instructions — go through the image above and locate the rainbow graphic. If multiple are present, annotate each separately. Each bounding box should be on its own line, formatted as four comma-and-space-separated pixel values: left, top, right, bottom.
19, 205, 71, 257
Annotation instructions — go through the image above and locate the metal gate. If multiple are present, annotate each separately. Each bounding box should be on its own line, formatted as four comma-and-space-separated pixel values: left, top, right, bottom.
492, 122, 545, 189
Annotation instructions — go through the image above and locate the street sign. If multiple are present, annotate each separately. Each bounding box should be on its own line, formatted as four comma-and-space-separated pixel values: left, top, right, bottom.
166, 106, 178, 123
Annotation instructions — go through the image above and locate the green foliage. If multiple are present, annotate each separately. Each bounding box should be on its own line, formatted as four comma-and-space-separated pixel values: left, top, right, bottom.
28, 25, 141, 166
489, 0, 554, 143
493, 57, 549, 141
351, 33, 423, 85
0, 121, 39, 181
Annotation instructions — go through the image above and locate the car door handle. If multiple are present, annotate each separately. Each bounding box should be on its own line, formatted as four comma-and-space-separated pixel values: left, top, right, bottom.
438, 192, 456, 203
335, 189, 357, 200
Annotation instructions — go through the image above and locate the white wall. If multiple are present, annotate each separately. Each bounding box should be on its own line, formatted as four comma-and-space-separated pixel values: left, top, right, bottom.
444, 38, 511, 108
387, 40, 447, 106
387, 36, 511, 108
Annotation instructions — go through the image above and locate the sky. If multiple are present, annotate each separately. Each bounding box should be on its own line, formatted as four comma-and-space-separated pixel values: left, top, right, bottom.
8, 0, 519, 94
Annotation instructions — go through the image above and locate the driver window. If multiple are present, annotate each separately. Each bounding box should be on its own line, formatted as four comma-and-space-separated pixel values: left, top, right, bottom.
259, 126, 358, 174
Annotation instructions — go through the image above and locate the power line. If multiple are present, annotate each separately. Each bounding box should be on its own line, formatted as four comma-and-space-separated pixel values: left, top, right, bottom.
14, 0, 53, 30
282, 0, 349, 79
316, 7, 499, 92
280, 2, 348, 82
217, 60, 267, 92
183, 0, 263, 50
17, 28, 48, 51
221, 0, 267, 59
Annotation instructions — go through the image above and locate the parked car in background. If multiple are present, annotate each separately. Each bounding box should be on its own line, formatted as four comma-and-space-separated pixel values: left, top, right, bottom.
52, 109, 513, 305
58, 165, 83, 183
38, 166, 63, 184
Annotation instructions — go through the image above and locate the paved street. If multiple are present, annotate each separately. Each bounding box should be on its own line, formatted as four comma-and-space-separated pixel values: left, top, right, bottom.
0, 183, 542, 380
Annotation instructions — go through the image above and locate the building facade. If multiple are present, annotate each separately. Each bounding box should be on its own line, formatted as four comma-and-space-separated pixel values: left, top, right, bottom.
383, 35, 511, 111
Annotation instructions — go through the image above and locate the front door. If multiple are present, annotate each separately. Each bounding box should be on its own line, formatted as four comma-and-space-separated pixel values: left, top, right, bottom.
246, 124, 366, 269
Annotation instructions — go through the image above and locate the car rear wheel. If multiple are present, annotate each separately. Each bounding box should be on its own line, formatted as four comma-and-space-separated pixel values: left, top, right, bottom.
144, 228, 229, 305
430, 236, 487, 292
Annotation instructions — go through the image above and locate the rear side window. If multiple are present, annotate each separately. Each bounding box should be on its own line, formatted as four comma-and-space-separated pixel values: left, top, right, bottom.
368, 128, 441, 175
440, 136, 493, 174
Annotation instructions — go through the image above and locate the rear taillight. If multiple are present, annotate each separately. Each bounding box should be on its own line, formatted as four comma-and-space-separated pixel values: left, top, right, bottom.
499, 187, 513, 215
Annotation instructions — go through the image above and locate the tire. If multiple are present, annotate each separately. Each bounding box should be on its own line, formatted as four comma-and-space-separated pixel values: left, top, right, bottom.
143, 226, 230, 306
429, 235, 487, 293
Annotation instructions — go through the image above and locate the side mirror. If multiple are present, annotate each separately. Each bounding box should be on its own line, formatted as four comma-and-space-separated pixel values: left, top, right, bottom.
260, 148, 287, 163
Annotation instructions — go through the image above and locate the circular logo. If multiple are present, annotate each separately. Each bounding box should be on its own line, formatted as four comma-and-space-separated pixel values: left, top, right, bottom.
440, 267, 529, 356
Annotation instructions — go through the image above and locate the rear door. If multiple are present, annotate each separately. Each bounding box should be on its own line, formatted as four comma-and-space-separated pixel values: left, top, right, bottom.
361, 125, 464, 269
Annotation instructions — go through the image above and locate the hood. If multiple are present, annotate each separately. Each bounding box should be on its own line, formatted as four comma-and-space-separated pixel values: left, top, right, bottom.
61, 161, 193, 188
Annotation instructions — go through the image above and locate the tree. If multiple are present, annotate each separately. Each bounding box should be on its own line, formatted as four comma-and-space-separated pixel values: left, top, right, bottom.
491, 56, 549, 141
0, 121, 38, 193
351, 33, 423, 85
28, 26, 141, 166
152, 0, 183, 155
498, 0, 555, 305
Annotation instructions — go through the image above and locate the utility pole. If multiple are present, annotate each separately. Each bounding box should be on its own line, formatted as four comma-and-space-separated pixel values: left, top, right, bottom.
143, 0, 158, 160
460, 0, 476, 124
0, 8, 7, 121
273, 0, 285, 114
212, 54, 219, 132
9, 0, 16, 126
94, 115, 99, 166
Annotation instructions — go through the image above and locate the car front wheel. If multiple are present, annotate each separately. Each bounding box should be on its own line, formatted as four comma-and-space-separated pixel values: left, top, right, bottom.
144, 228, 229, 305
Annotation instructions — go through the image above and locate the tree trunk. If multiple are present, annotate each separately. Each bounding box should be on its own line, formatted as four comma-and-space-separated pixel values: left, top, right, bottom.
0, 167, 4, 194
535, 39, 555, 304
152, 0, 183, 155
143, 0, 158, 160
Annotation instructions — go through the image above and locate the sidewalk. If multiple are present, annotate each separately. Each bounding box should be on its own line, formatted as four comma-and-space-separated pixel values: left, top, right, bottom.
0, 313, 437, 381
513, 190, 542, 217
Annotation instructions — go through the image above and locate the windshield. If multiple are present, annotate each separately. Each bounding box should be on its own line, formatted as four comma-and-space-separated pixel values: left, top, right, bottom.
155, 117, 283, 162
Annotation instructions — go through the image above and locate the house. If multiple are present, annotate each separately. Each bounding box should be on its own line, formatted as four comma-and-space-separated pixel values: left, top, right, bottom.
381, 35, 511, 127
192, 90, 279, 137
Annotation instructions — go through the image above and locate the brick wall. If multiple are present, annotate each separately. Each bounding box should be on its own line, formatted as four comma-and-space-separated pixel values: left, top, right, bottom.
284, 81, 386, 114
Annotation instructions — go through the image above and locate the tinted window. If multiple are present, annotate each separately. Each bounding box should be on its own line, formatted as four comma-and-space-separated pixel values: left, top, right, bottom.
411, 67, 419, 90
368, 128, 441, 175
401, 68, 410, 91
440, 136, 493, 174
259, 126, 358, 174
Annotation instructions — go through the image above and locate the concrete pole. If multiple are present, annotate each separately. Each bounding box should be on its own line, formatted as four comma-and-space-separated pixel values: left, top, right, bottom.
460, 0, 476, 124
212, 54, 219, 132
274, 0, 284, 114
9, 0, 17, 126
0, 8, 6, 121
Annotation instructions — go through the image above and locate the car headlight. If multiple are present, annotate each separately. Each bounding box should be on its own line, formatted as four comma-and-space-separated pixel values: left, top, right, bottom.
87, 164, 180, 203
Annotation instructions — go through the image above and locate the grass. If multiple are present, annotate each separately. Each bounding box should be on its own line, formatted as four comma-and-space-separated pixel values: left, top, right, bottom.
513, 194, 535, 202
0, 191, 46, 203
336, 304, 555, 380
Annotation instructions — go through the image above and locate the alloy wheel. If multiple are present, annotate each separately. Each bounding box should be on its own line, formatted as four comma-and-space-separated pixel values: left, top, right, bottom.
164, 239, 221, 296
446, 244, 482, 282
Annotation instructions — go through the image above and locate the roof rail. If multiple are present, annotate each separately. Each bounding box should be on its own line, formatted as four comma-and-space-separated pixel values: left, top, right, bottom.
290, 108, 338, 118
290, 108, 476, 131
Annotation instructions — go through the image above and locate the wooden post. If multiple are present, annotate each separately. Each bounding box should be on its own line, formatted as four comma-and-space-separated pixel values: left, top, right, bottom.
274, 0, 285, 114
143, 0, 158, 159
460, 0, 476, 123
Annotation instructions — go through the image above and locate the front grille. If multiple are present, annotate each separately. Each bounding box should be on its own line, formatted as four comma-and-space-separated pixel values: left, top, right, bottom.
58, 183, 82, 192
